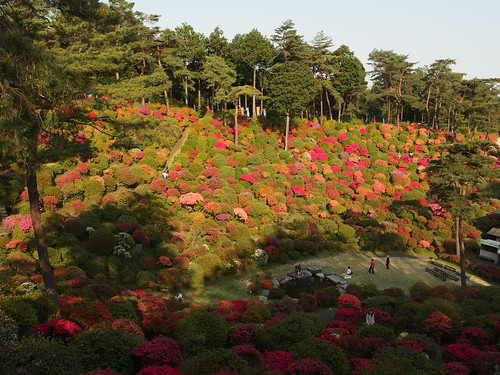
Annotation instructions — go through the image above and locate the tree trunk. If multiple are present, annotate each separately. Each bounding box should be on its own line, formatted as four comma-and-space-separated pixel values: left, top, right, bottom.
456, 216, 467, 289
284, 111, 290, 151
183, 77, 188, 106
27, 165, 58, 307
234, 104, 239, 145
163, 90, 170, 112
197, 79, 201, 110
319, 87, 324, 125
252, 66, 257, 117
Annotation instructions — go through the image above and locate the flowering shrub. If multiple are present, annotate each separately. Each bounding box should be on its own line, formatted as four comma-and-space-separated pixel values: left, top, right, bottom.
33, 318, 82, 339
2, 214, 33, 233
442, 343, 481, 368
261, 350, 294, 374
298, 293, 318, 312
136, 366, 184, 375
264, 245, 281, 260
233, 207, 248, 221
337, 294, 362, 311
442, 362, 470, 375
131, 336, 182, 367
458, 326, 489, 347
229, 324, 259, 345
348, 358, 374, 375
396, 340, 423, 351
4, 240, 28, 252
179, 192, 204, 206
110, 319, 144, 337
58, 296, 112, 328
313, 290, 332, 307
334, 308, 361, 324
290, 359, 332, 375
137, 296, 181, 336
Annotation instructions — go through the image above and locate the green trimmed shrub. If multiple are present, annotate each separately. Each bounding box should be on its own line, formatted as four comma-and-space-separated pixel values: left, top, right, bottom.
172, 310, 228, 356
357, 324, 397, 344
0, 296, 38, 334
369, 347, 442, 375
22, 291, 57, 323
182, 348, 249, 375
256, 312, 325, 351
7, 251, 37, 274
74, 327, 145, 374
88, 228, 117, 255
291, 338, 349, 375
192, 253, 222, 280
0, 334, 83, 375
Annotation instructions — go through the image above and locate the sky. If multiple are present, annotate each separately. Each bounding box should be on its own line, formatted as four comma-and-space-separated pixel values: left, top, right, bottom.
129, 0, 500, 81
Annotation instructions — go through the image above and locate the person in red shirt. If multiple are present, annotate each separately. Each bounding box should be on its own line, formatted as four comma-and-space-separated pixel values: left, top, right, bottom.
369, 259, 375, 274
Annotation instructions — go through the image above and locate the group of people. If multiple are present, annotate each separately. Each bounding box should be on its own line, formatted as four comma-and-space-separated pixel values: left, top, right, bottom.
345, 255, 390, 277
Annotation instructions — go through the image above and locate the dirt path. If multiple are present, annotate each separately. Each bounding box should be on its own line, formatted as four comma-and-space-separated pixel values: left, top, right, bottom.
165, 124, 193, 170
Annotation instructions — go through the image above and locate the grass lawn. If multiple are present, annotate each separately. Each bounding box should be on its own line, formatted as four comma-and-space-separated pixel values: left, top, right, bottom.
186, 249, 492, 306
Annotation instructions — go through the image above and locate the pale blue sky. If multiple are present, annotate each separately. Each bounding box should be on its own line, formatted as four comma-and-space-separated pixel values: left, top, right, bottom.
131, 0, 499, 80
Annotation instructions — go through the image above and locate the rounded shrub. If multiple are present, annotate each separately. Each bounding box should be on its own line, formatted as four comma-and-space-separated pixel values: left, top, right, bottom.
0, 296, 38, 334
87, 228, 117, 255
182, 348, 248, 375
256, 312, 325, 351
291, 338, 349, 375
74, 327, 145, 375
0, 334, 82, 375
172, 310, 228, 356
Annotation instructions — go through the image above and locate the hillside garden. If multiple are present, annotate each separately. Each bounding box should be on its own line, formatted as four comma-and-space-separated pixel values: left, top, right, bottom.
0, 100, 499, 374
1, 0, 500, 373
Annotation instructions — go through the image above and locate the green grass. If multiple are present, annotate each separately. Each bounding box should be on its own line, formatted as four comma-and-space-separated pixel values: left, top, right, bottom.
185, 249, 491, 306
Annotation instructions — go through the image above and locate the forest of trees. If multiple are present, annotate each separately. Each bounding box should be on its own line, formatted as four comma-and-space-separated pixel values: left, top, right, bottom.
1, 0, 497, 134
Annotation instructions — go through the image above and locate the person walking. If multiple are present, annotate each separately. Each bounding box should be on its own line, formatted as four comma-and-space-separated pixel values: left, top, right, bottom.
386, 255, 390, 269
368, 259, 375, 274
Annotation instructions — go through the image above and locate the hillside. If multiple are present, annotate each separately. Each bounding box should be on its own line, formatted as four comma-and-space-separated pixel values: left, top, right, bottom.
1, 100, 499, 293
1, 100, 500, 375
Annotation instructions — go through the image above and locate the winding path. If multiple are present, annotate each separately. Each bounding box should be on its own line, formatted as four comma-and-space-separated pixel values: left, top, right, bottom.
165, 124, 193, 170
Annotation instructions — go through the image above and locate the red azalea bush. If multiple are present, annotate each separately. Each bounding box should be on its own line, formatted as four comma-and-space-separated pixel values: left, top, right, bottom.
337, 294, 362, 311
58, 296, 112, 328
5, 240, 28, 252
110, 319, 144, 337
442, 362, 470, 375
344, 283, 363, 298
261, 350, 294, 374
348, 358, 374, 375
298, 293, 318, 312
264, 245, 281, 260
229, 324, 259, 345
290, 359, 333, 375
396, 340, 423, 351
313, 290, 332, 307
32, 318, 82, 338
136, 365, 184, 375
137, 296, 181, 336
325, 321, 357, 336
458, 326, 490, 347
261, 279, 275, 290
334, 308, 361, 324
442, 343, 482, 368
131, 336, 182, 367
